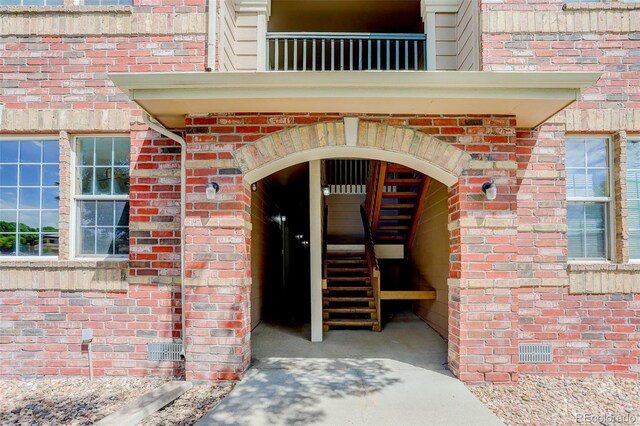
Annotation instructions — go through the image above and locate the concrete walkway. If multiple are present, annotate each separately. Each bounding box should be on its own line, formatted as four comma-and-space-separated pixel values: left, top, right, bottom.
197, 313, 503, 426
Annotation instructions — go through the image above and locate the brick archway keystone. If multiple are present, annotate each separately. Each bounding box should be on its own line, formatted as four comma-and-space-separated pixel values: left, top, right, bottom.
234, 118, 471, 186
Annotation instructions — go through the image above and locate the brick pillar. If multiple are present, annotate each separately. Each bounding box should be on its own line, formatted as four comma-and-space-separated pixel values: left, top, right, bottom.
183, 165, 252, 381
448, 119, 520, 383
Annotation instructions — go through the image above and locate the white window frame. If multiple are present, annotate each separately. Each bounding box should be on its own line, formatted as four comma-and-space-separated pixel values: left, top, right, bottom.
0, 0, 64, 6
566, 136, 615, 263
72, 0, 133, 6
562, 0, 606, 3
0, 135, 61, 260
627, 137, 640, 262
71, 134, 130, 260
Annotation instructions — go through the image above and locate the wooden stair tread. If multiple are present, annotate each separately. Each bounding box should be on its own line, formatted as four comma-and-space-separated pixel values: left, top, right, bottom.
385, 165, 413, 173
380, 203, 415, 209
327, 259, 368, 264
327, 277, 371, 281
327, 267, 369, 272
327, 252, 366, 257
375, 235, 406, 240
323, 308, 376, 313
324, 297, 374, 302
324, 319, 379, 326
379, 215, 412, 220
382, 191, 418, 198
378, 225, 409, 230
384, 178, 422, 185
324, 286, 373, 291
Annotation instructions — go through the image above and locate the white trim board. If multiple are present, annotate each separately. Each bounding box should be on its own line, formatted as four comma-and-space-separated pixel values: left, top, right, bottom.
109, 71, 601, 130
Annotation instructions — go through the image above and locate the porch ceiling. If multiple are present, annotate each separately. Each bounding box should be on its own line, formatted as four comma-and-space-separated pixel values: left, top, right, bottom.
109, 71, 600, 129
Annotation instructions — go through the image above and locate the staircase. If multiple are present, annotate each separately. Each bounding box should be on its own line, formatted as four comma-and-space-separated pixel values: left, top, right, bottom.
320, 160, 434, 333
322, 248, 380, 331
367, 162, 431, 248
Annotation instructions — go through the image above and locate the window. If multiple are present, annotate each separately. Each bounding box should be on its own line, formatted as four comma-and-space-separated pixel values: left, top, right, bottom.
0, 0, 63, 5
75, 137, 130, 256
566, 138, 611, 260
0, 139, 59, 257
82, 0, 133, 5
628, 139, 640, 260
0, 0, 132, 5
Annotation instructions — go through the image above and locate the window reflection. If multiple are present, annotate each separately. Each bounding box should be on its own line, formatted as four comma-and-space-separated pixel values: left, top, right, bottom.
75, 137, 130, 256
0, 139, 59, 256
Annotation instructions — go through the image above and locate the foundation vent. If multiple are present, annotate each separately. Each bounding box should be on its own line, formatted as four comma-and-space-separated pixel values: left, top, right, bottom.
519, 343, 553, 363
148, 342, 182, 361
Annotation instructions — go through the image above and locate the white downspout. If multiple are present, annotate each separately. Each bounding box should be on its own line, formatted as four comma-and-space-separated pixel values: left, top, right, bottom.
143, 113, 188, 360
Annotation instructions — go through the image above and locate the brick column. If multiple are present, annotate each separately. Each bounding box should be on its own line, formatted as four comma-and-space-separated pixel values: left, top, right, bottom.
447, 120, 520, 384
183, 164, 252, 381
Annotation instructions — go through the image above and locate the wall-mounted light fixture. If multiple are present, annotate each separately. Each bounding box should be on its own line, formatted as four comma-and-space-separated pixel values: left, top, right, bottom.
251, 182, 258, 192
206, 182, 220, 200
322, 185, 331, 196
482, 181, 497, 201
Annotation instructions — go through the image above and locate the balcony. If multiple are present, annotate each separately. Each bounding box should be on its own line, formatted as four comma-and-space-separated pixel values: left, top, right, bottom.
266, 33, 427, 72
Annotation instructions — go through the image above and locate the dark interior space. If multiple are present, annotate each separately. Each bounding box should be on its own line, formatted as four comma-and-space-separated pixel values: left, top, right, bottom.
251, 163, 311, 328
269, 0, 423, 33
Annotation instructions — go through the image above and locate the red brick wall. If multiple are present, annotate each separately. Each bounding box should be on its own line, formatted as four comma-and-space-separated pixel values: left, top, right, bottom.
0, 285, 181, 379
1, 36, 206, 111
180, 113, 518, 382
129, 123, 183, 285
518, 287, 640, 378
481, 0, 640, 381
0, 1, 205, 379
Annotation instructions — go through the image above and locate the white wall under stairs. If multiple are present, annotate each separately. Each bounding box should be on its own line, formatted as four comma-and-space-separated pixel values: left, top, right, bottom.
326, 194, 366, 244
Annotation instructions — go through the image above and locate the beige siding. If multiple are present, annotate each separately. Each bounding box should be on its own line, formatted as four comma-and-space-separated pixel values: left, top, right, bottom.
435, 13, 457, 71
220, 0, 237, 71
326, 194, 365, 244
218, 2, 262, 71
235, 13, 260, 71
456, 0, 479, 71
409, 180, 449, 336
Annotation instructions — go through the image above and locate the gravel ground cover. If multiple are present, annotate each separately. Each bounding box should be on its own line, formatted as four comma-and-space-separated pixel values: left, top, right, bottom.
140, 383, 234, 426
0, 378, 233, 425
471, 375, 640, 425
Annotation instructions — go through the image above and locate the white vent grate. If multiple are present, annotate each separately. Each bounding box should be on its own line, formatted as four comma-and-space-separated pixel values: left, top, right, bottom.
148, 342, 183, 361
519, 344, 553, 363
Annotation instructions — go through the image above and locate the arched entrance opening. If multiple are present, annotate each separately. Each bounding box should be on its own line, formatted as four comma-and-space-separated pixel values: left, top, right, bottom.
240, 119, 471, 369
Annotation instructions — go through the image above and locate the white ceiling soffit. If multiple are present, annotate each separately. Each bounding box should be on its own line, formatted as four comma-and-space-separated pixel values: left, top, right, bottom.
109, 71, 601, 130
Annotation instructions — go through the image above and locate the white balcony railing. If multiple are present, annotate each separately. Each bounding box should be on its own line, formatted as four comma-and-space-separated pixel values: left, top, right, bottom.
266, 32, 428, 72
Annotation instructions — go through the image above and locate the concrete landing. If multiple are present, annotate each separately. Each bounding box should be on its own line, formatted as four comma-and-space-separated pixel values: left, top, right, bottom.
252, 312, 449, 371
196, 358, 502, 426
197, 313, 503, 426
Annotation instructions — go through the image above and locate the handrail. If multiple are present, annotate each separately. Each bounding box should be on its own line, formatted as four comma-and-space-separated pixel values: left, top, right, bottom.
322, 205, 328, 281
267, 32, 427, 41
361, 205, 381, 331
266, 32, 428, 72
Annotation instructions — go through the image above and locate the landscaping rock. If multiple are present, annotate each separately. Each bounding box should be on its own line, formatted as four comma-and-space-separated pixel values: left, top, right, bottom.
470, 375, 640, 425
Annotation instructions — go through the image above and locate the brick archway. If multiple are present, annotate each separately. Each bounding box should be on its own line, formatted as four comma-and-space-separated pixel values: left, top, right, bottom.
231, 117, 475, 379
233, 118, 471, 186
